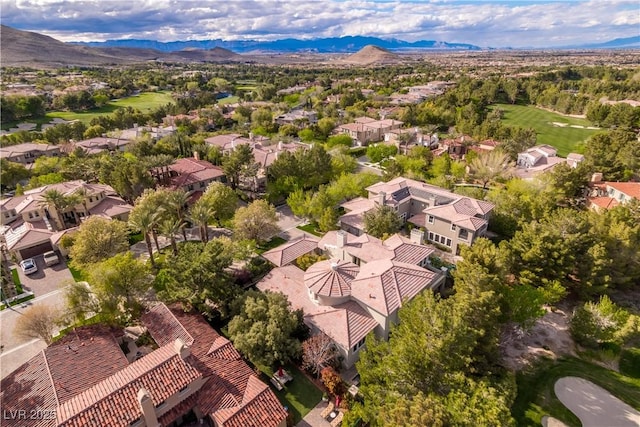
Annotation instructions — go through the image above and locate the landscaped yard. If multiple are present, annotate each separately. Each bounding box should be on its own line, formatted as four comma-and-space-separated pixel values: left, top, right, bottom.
259, 364, 323, 424
11, 268, 23, 294
296, 222, 324, 237
255, 236, 287, 254
491, 103, 601, 156
512, 357, 640, 426
68, 264, 90, 282
2, 91, 174, 130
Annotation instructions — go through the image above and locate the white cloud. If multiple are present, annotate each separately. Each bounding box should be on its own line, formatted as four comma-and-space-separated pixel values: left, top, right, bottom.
1, 0, 637, 47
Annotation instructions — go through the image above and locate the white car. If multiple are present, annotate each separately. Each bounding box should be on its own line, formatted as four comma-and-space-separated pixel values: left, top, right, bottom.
19, 258, 38, 275
43, 251, 60, 267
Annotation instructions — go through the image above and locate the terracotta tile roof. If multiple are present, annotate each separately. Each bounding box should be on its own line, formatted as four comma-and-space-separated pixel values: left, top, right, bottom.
0, 352, 58, 427
350, 260, 437, 316
257, 266, 377, 349
587, 196, 620, 209
142, 303, 194, 346
45, 326, 129, 404
57, 343, 201, 427
87, 195, 133, 219
142, 304, 287, 427
304, 258, 359, 297
168, 158, 224, 189
262, 235, 320, 267
383, 234, 434, 264
212, 376, 288, 427
606, 182, 640, 199
308, 301, 378, 348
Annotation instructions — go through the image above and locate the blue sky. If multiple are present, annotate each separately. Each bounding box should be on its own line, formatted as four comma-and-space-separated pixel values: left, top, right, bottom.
1, 0, 638, 48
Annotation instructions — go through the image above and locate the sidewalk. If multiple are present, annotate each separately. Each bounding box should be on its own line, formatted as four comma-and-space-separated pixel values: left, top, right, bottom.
296, 400, 330, 427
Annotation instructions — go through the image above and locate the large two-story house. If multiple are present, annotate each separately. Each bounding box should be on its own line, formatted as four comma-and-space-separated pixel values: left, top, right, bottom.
1, 181, 132, 260
338, 177, 494, 255
258, 231, 444, 368
1, 303, 288, 427
0, 142, 62, 165
336, 117, 403, 146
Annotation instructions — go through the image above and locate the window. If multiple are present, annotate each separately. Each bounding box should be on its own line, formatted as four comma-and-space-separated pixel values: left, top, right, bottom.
428, 232, 434, 241
199, 181, 206, 188
4, 213, 10, 218
89, 197, 93, 203
459, 229, 469, 240
446, 239, 451, 247
28, 212, 33, 219
352, 337, 366, 353
351, 256, 361, 266
428, 216, 434, 224
34, 211, 39, 217
451, 224, 456, 231
188, 184, 194, 191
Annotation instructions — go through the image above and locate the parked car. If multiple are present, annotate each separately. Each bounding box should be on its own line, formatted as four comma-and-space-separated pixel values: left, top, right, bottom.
43, 251, 60, 267
19, 258, 38, 275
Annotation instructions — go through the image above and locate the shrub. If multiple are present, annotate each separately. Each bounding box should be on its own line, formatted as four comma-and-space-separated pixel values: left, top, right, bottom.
321, 366, 345, 396
619, 348, 640, 378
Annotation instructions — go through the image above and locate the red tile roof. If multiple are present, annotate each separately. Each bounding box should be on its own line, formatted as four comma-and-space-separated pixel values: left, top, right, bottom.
607, 182, 640, 199
262, 235, 320, 267
304, 258, 360, 297
142, 304, 288, 427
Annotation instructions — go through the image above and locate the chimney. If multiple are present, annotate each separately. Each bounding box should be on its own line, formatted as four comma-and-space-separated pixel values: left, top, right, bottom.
377, 191, 386, 206
174, 338, 190, 359
410, 228, 424, 245
591, 172, 603, 183
137, 388, 160, 427
193, 151, 200, 161
337, 230, 347, 248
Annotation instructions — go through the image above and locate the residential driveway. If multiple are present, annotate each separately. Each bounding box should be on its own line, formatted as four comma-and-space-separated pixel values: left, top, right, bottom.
275, 205, 307, 241
554, 376, 640, 427
12, 255, 73, 296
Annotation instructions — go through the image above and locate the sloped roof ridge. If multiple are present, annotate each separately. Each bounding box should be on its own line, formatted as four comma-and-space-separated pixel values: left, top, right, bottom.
43, 349, 60, 408
57, 343, 186, 423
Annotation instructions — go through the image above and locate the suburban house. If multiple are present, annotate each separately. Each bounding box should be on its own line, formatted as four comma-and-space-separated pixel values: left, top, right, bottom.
0, 303, 288, 427
0, 181, 132, 260
0, 142, 62, 165
515, 145, 585, 178
73, 136, 132, 155
151, 156, 225, 199
383, 127, 439, 152
274, 109, 318, 126
258, 232, 444, 368
586, 178, 640, 211
336, 117, 403, 146
338, 177, 494, 255
205, 134, 307, 190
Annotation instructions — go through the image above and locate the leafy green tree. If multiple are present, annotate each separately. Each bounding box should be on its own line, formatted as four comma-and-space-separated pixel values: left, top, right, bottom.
316, 117, 336, 140
232, 200, 280, 243
228, 290, 303, 367
570, 295, 633, 348
156, 239, 240, 316
584, 130, 640, 181
221, 144, 257, 189
326, 134, 353, 149
364, 205, 402, 238
366, 144, 397, 163
89, 252, 152, 324
69, 217, 129, 268
198, 181, 238, 225
0, 159, 29, 190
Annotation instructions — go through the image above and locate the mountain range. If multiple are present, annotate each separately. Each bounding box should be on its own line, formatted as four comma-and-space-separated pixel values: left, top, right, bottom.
71, 36, 481, 53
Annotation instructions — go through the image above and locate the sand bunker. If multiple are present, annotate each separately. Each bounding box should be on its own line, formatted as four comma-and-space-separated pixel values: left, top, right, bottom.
554, 377, 640, 427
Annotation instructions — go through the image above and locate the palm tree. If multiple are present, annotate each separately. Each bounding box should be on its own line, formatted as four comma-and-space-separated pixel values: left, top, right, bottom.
39, 189, 68, 231
164, 189, 191, 241
188, 201, 214, 243
128, 204, 157, 268
158, 217, 185, 256
468, 150, 515, 189
73, 186, 90, 218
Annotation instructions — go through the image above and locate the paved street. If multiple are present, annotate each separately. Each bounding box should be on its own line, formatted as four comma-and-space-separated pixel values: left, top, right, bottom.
0, 288, 67, 378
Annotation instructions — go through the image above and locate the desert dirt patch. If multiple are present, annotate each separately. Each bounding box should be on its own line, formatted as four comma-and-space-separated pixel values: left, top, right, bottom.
501, 305, 576, 371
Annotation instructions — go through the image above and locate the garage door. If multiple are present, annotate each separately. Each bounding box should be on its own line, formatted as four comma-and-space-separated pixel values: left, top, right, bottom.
19, 241, 54, 260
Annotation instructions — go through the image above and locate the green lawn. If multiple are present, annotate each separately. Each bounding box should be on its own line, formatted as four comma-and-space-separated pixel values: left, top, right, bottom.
68, 264, 90, 282
217, 95, 239, 105
492, 103, 601, 156
296, 223, 324, 237
2, 92, 174, 130
11, 268, 23, 294
259, 364, 323, 424
256, 236, 287, 254
512, 357, 640, 426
